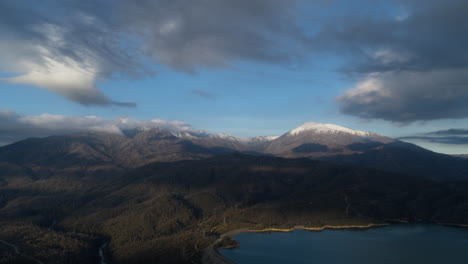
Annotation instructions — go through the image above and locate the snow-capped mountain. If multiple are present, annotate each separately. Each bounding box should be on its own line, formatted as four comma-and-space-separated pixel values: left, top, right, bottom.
3, 121, 467, 180
264, 122, 393, 157
121, 122, 392, 157
286, 122, 377, 137
249, 135, 280, 143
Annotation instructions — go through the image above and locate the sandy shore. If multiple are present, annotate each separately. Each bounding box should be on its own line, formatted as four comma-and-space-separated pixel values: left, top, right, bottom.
244, 223, 390, 233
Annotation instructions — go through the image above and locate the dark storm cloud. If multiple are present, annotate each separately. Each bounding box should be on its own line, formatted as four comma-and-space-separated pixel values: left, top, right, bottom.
325, 0, 468, 122
1, 0, 303, 106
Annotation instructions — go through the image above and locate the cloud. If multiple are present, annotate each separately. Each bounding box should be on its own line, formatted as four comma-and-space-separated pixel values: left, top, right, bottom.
191, 90, 216, 100
0, 110, 194, 146
401, 128, 468, 145
5, 0, 468, 123
399, 136, 468, 145
398, 127, 468, 154
4, 49, 135, 107
0, 1, 143, 106
338, 69, 468, 123
314, 0, 468, 122
427, 129, 468, 136
1, 0, 303, 105
118, 0, 303, 71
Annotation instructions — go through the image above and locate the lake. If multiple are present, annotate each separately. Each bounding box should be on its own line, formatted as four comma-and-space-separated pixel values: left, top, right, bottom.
219, 224, 468, 264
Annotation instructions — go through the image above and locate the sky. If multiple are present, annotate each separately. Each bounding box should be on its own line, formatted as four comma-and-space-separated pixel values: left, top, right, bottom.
1, 0, 468, 154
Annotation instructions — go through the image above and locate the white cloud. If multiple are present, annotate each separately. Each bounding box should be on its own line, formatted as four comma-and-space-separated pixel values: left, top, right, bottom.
1, 0, 302, 105
340, 75, 390, 104
0, 110, 194, 145
4, 46, 108, 105
371, 48, 410, 65
0, 2, 139, 106
1, 21, 137, 106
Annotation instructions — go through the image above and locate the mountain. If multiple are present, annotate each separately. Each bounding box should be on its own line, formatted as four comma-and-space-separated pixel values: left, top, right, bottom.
2, 121, 468, 263
1, 122, 468, 181
0, 128, 234, 177
321, 141, 468, 181
1, 154, 468, 264
263, 122, 393, 157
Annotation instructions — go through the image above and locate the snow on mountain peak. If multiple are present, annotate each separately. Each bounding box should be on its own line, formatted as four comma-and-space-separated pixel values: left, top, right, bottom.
251, 136, 280, 142
287, 122, 374, 137
208, 134, 279, 143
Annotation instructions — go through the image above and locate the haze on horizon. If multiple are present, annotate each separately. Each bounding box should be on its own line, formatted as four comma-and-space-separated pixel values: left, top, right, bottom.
1, 0, 468, 154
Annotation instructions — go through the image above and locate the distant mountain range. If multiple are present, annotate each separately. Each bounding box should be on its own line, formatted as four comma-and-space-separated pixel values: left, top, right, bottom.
2, 122, 468, 263
1, 122, 467, 181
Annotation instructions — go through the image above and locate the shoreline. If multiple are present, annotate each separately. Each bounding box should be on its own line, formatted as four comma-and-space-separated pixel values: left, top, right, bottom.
437, 222, 468, 228
243, 223, 390, 233
202, 221, 468, 264
202, 222, 388, 264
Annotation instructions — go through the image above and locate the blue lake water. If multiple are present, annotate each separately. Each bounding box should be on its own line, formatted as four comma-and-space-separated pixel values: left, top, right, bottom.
219, 224, 468, 264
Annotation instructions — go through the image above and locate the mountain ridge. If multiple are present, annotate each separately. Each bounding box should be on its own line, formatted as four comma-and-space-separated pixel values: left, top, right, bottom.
1, 123, 468, 263
2, 153, 468, 264
0, 121, 467, 181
